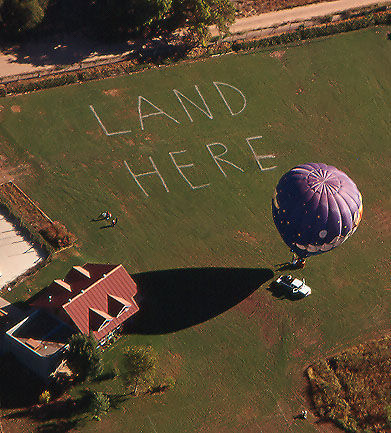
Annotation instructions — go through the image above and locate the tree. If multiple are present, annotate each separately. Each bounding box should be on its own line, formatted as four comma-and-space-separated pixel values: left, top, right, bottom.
65, 334, 102, 382
0, 0, 45, 37
95, 0, 172, 39
94, 0, 234, 43
171, 0, 235, 43
121, 346, 158, 395
89, 391, 110, 420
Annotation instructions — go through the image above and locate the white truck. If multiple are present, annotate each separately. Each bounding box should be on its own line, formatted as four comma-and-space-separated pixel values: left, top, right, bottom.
275, 275, 311, 298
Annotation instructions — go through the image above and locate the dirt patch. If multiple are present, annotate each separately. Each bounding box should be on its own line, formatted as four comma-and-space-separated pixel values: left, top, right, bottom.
161, 351, 183, 379
236, 292, 280, 348
10, 105, 21, 113
103, 88, 121, 97
235, 0, 335, 17
0, 154, 31, 184
295, 324, 322, 349
269, 49, 286, 60
235, 230, 259, 245
370, 203, 391, 239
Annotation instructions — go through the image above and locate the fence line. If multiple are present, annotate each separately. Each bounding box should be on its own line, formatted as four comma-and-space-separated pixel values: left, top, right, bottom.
0, 181, 54, 224
0, 53, 131, 85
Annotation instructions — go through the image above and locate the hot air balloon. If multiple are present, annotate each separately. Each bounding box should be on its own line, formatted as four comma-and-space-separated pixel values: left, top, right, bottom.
272, 163, 363, 260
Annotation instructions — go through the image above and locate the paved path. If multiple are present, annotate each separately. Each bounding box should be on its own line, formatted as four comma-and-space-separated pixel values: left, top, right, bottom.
210, 0, 391, 36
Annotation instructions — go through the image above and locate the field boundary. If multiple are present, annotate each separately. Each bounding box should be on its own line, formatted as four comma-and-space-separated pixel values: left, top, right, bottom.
0, 4, 390, 96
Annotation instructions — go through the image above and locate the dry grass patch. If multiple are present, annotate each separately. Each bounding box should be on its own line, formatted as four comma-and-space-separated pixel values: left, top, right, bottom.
307, 336, 391, 433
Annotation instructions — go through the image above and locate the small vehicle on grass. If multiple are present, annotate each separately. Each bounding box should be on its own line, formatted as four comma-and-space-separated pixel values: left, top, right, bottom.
275, 275, 311, 298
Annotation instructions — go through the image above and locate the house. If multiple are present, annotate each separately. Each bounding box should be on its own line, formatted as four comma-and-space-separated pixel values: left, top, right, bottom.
1, 264, 139, 380
31, 263, 139, 343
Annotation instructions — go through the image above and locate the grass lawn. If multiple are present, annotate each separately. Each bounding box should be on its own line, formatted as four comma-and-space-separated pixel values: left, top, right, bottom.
0, 26, 390, 433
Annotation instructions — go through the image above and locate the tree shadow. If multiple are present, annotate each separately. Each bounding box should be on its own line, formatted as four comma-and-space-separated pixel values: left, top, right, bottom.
0, 29, 187, 69
124, 267, 273, 335
0, 354, 45, 408
3, 397, 84, 421
36, 419, 82, 433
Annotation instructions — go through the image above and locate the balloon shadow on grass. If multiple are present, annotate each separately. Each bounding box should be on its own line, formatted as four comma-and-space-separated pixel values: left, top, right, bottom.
124, 267, 274, 335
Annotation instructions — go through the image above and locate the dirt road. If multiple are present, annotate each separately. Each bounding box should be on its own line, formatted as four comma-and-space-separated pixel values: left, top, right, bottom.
210, 0, 391, 36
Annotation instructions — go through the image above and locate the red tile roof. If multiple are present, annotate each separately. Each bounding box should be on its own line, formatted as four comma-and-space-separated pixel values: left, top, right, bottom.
31, 264, 139, 341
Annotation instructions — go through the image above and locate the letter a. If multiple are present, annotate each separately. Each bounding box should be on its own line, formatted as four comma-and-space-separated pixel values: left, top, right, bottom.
138, 96, 180, 130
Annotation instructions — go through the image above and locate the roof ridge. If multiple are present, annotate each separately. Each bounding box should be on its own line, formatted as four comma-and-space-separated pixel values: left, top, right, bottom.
108, 293, 132, 305
89, 307, 113, 321
63, 264, 123, 309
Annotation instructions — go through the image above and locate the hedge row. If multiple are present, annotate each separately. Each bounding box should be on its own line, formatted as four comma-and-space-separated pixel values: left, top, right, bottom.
232, 10, 391, 51
0, 182, 76, 253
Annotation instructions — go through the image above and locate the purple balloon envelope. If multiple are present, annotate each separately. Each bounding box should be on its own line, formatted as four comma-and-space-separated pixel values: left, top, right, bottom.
272, 163, 363, 258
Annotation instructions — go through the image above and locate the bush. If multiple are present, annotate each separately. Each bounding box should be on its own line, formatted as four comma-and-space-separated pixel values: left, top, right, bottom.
38, 390, 51, 404
89, 391, 110, 420
39, 221, 76, 249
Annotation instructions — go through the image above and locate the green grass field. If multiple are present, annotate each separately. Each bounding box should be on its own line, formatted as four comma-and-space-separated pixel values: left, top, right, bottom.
0, 26, 390, 433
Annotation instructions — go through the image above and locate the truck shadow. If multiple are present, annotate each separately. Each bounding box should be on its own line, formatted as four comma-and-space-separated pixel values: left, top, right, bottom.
124, 267, 274, 335
267, 281, 305, 301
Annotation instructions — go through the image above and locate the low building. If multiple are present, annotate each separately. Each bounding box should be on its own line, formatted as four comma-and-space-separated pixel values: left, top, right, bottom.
1, 263, 139, 380
3, 309, 74, 379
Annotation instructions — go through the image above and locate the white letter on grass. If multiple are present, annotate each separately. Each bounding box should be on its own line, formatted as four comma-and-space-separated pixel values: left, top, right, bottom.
246, 136, 277, 171
169, 150, 210, 190
213, 82, 247, 116
138, 96, 180, 130
124, 158, 169, 197
173, 85, 213, 122
89, 105, 132, 136
206, 143, 244, 177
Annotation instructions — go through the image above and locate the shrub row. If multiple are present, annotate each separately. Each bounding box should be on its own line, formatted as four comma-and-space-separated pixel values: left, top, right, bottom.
0, 200, 52, 255
0, 182, 76, 253
232, 10, 391, 51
